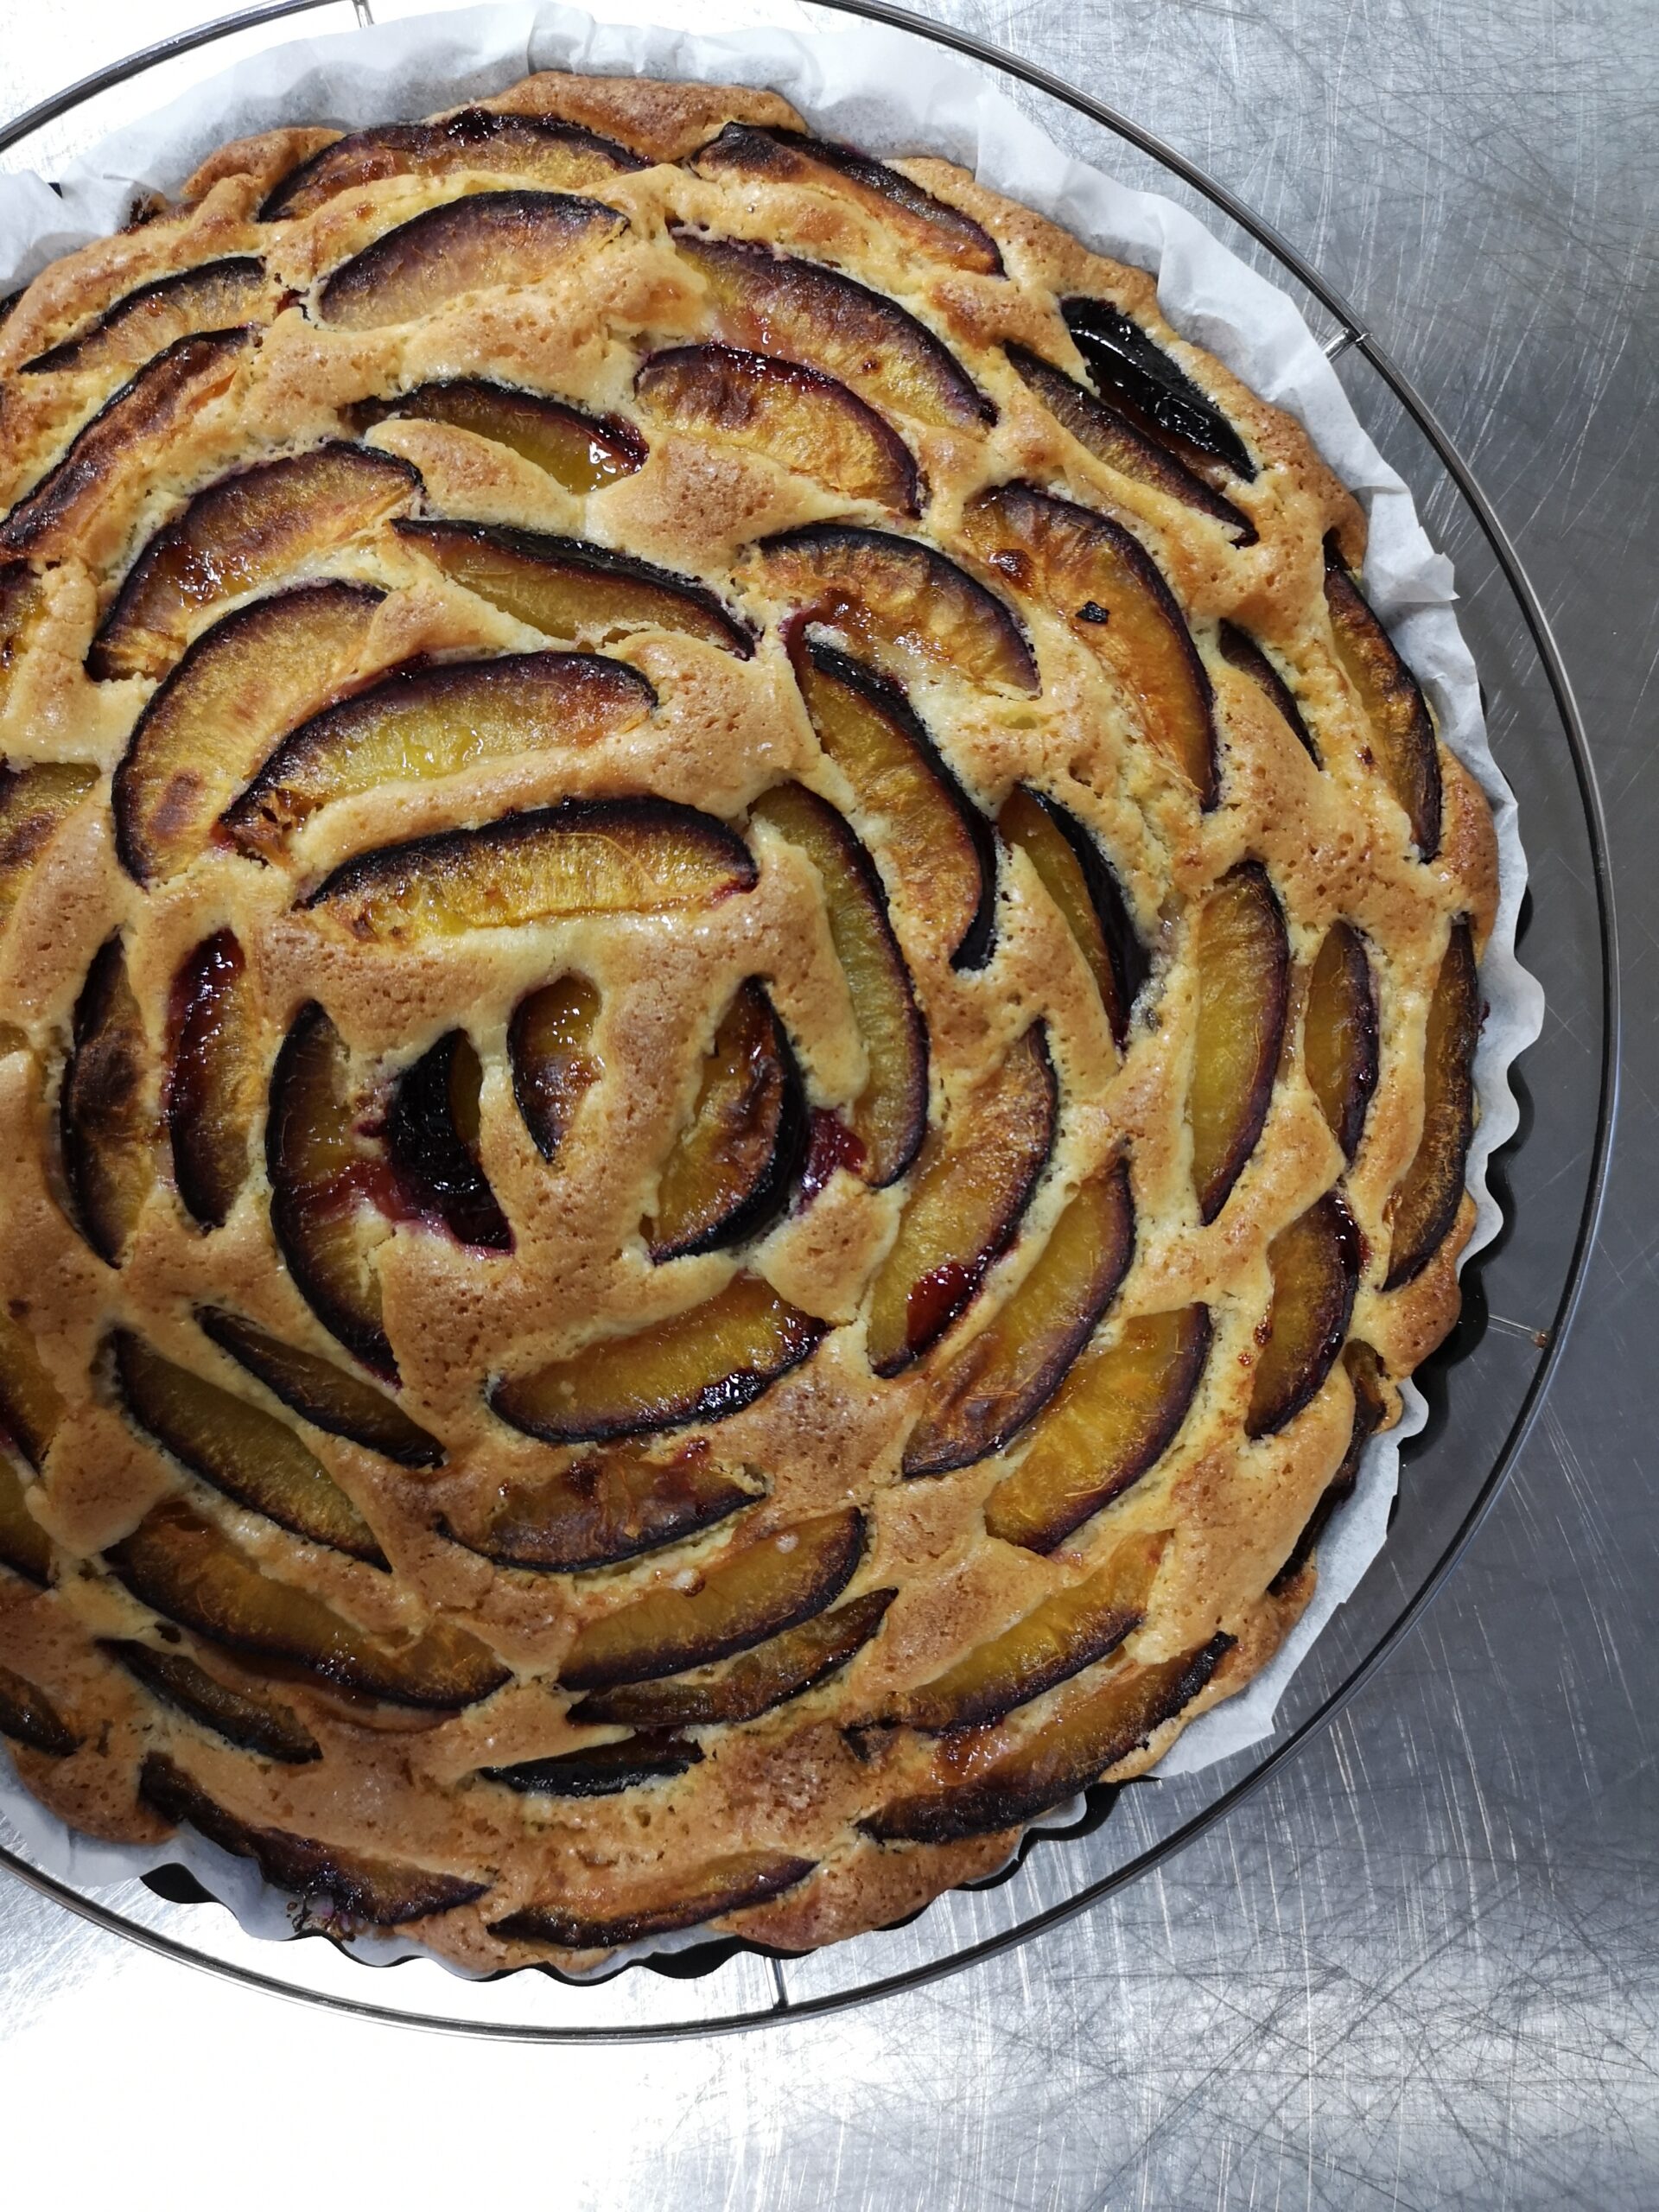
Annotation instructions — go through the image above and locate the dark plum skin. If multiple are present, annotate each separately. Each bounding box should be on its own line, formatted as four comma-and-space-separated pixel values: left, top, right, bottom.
1061, 298, 1256, 480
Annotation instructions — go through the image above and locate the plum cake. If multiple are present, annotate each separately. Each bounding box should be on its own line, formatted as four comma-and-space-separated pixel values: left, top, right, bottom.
0, 69, 1497, 1971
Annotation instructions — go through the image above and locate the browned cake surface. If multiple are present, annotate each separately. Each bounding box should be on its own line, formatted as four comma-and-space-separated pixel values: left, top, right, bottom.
0, 70, 1498, 1972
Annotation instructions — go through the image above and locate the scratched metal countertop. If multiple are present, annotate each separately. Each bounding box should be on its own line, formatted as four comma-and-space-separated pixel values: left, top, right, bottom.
0, 2, 1652, 2204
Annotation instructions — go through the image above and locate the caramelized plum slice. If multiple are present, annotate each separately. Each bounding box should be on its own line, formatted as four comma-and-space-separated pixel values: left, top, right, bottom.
491, 1849, 814, 1950
559, 1508, 864, 1689
114, 1329, 385, 1565
903, 1160, 1135, 1478
1007, 345, 1252, 539
21, 257, 268, 378
139, 1752, 486, 1922
1304, 920, 1378, 1164
492, 1274, 823, 1446
103, 1638, 321, 1763
798, 641, 994, 967
676, 232, 991, 431
480, 1733, 702, 1797
866, 1024, 1056, 1377
113, 579, 385, 885
263, 109, 645, 220
751, 524, 1036, 693
964, 483, 1217, 804
749, 782, 927, 1187
1061, 298, 1256, 480
198, 1307, 442, 1470
0, 328, 253, 558
1217, 621, 1318, 763
397, 518, 751, 657
347, 378, 645, 493
984, 1306, 1211, 1553
693, 124, 1002, 273
862, 1633, 1230, 1843
1187, 863, 1290, 1223
386, 1032, 512, 1252
510, 975, 601, 1163
0, 566, 46, 715
447, 1440, 755, 1573
645, 982, 805, 1261
636, 345, 918, 513
878, 1533, 1165, 1732
308, 797, 755, 947
1324, 543, 1442, 858
1384, 918, 1479, 1290
90, 444, 417, 683
1245, 1192, 1361, 1439
0, 1661, 78, 1756
61, 936, 156, 1265
319, 189, 628, 330
109, 1500, 508, 1707
0, 1457, 51, 1584
267, 1004, 391, 1372
168, 931, 261, 1230
1270, 1339, 1388, 1592
569, 1586, 894, 1728
0, 762, 99, 928
997, 785, 1147, 1048
0, 1305, 65, 1470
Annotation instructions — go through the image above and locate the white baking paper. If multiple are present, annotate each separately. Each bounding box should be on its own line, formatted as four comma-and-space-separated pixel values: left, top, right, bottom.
0, 0, 1541, 1971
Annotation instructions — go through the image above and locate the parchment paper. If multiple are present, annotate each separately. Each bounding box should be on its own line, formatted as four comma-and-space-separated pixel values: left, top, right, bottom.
0, 0, 1541, 1973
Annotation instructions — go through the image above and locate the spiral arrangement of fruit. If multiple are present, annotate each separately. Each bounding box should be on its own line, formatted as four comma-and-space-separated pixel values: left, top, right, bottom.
0, 71, 1497, 1968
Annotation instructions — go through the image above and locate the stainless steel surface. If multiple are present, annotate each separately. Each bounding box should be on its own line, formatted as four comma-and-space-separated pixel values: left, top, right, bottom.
0, 0, 1652, 2200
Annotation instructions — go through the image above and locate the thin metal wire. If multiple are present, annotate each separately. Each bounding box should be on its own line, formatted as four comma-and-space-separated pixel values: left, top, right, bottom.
0, 0, 1619, 2044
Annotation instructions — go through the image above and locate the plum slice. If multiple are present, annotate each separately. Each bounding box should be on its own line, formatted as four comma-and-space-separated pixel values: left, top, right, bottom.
1244, 1192, 1361, 1439
798, 640, 994, 968
386, 1032, 512, 1252
139, 1752, 487, 1923
902, 1160, 1135, 1478
645, 981, 806, 1261
875, 1532, 1165, 1733
61, 935, 156, 1266
114, 1329, 386, 1566
0, 1458, 51, 1585
964, 483, 1217, 805
491, 1849, 814, 1950
108, 1499, 509, 1708
1217, 621, 1319, 763
308, 797, 756, 948
1187, 863, 1290, 1223
1270, 1339, 1388, 1592
319, 189, 628, 330
113, 578, 385, 885
491, 1274, 824, 1446
90, 444, 418, 683
198, 1308, 442, 1470
0, 1661, 78, 1756
168, 931, 261, 1231
1061, 298, 1256, 481
1304, 920, 1378, 1165
21, 257, 269, 379
445, 1440, 756, 1573
0, 762, 99, 929
636, 344, 919, 513
558, 1507, 864, 1690
510, 975, 601, 1164
692, 124, 1003, 274
749, 781, 927, 1188
865, 1023, 1056, 1377
1007, 345, 1252, 539
1383, 918, 1479, 1290
0, 1306, 64, 1471
262, 108, 645, 221
997, 785, 1147, 1049
751, 524, 1036, 693
480, 1733, 702, 1797
103, 1638, 321, 1764
676, 232, 992, 430
569, 1586, 894, 1727
0, 328, 254, 558
396, 518, 752, 658
862, 1632, 1230, 1843
1324, 541, 1442, 858
984, 1305, 1211, 1553
346, 378, 645, 494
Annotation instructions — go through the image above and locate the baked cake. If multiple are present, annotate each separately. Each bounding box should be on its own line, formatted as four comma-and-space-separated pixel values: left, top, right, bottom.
0, 69, 1497, 1971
